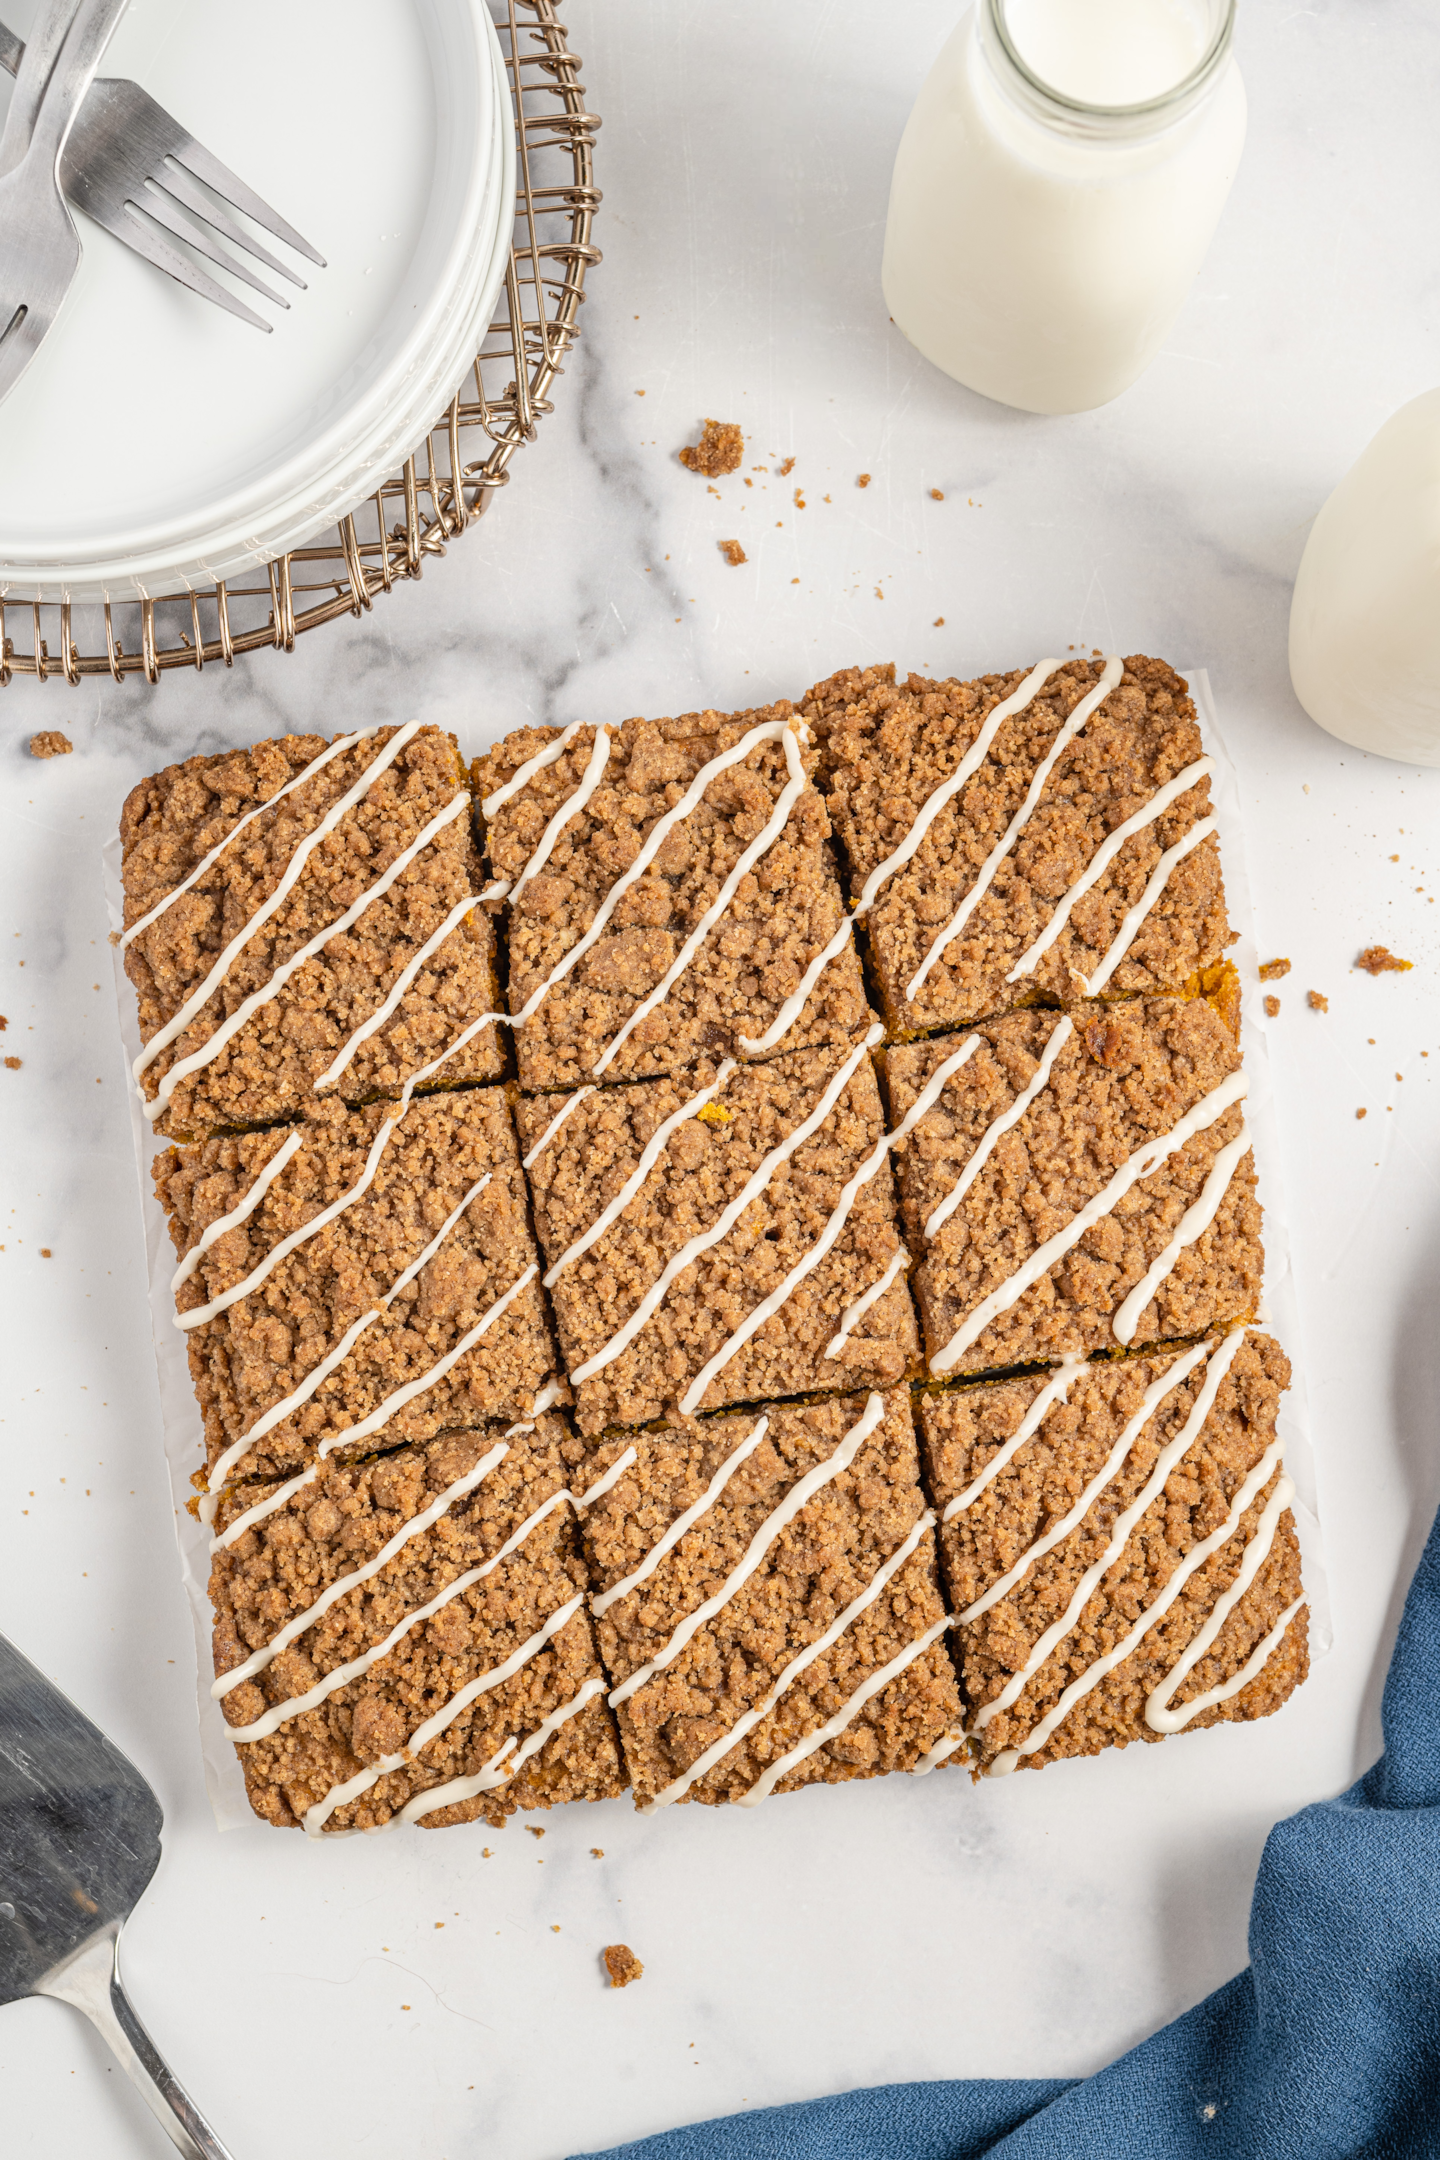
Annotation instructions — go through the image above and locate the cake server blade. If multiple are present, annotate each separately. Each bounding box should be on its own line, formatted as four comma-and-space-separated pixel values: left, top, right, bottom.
0, 1630, 236, 2158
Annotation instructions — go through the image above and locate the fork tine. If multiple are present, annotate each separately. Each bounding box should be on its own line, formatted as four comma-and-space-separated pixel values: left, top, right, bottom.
0, 299, 48, 403
154, 160, 307, 288
136, 184, 291, 309
108, 201, 272, 331
166, 133, 326, 268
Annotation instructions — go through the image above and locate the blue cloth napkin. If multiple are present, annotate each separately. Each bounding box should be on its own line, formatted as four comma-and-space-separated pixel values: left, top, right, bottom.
577, 1504, 1440, 2160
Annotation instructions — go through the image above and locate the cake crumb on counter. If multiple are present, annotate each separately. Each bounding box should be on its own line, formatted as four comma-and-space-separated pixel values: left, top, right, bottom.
1258, 958, 1291, 981
29, 731, 72, 759
1357, 945, 1413, 975
1357, 1108, 1368, 1120
603, 1944, 644, 1988
856, 472, 871, 487
1307, 990, 1329, 1011
1264, 995, 1280, 1018
718, 540, 747, 566
679, 419, 743, 477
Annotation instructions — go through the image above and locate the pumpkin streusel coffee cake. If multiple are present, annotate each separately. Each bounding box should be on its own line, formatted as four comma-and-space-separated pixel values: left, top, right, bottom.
211, 1414, 625, 1832
112, 653, 1311, 1827
576, 1388, 962, 1808
471, 704, 872, 1092
884, 993, 1262, 1379
119, 722, 504, 1142
155, 1087, 560, 1488
516, 1030, 920, 1434
801, 654, 1232, 1039
916, 1329, 1307, 1775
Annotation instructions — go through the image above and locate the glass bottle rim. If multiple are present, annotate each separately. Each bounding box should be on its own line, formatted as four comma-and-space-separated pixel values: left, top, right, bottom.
980, 0, 1238, 138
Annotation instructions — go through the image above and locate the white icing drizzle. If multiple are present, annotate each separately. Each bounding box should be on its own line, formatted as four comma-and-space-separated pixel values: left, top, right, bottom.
737, 658, 1070, 1056
1005, 756, 1213, 985
680, 1015, 956, 1415
929, 1068, 1248, 1376
591, 1418, 770, 1618
923, 1018, 1075, 1243
737, 1608, 954, 1808
119, 726, 379, 951
142, 791, 471, 1122
529, 1378, 566, 1417
641, 1507, 935, 1812
543, 1061, 738, 1287
1112, 1122, 1250, 1346
906, 658, 1124, 1001
592, 727, 809, 1077
940, 1356, 1088, 1524
203, 1254, 535, 1495
570, 1029, 882, 1391
310, 881, 510, 1095
521, 1085, 596, 1169
480, 719, 586, 819
133, 719, 425, 1087
608, 1392, 887, 1708
956, 1338, 1214, 1628
1084, 814, 1218, 997
909, 1729, 966, 1777
509, 726, 612, 906
398, 1676, 610, 1825
226, 1478, 580, 1743
825, 1246, 910, 1362
302, 1591, 585, 1834
993, 1446, 1292, 1772
973, 1328, 1247, 1746
573, 1445, 638, 1511
213, 1440, 512, 1707
170, 1130, 305, 1296
1146, 1473, 1299, 1733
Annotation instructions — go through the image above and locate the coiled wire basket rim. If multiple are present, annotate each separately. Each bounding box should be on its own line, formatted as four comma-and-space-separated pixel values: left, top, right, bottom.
0, 0, 599, 688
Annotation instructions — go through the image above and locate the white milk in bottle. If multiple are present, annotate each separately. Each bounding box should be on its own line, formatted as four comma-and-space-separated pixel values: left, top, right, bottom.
882, 0, 1247, 414
1289, 391, 1440, 768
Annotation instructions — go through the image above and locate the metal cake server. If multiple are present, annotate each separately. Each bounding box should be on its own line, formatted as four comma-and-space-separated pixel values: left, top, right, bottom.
0, 0, 129, 406
0, 1629, 235, 2158
0, 13, 326, 331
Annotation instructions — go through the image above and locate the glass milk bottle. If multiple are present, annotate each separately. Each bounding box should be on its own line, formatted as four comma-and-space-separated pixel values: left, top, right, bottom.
882, 0, 1247, 414
1289, 391, 1440, 768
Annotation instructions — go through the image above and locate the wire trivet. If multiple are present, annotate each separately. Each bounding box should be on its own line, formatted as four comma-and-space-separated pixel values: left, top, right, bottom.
0, 0, 598, 689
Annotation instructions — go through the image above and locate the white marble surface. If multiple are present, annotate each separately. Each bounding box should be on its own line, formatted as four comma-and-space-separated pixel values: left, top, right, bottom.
2, 4, 1439, 2155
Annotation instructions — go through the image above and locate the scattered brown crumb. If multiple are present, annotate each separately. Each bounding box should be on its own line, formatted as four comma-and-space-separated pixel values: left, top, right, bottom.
0, 1016, 7, 1029
1357, 1108, 1367, 1120
718, 540, 747, 566
874, 587, 884, 600
635, 390, 645, 397
794, 489, 806, 509
929, 488, 944, 501
603, 1944, 643, 1989
679, 419, 743, 477
590, 1848, 604, 1858
1263, 995, 1280, 1018
777, 456, 796, 477
40, 1248, 51, 1259
1258, 958, 1291, 981
1390, 854, 1399, 862
857, 472, 871, 487
551, 1926, 561, 1934
1357, 945, 1413, 975
933, 617, 945, 627
4, 1056, 20, 1070
526, 1826, 546, 1840
29, 731, 72, 759
1308, 991, 1329, 1012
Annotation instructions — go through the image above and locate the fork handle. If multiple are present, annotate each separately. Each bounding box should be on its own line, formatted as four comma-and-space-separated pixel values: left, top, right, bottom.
0, 21, 23, 80
36, 1925, 237, 2160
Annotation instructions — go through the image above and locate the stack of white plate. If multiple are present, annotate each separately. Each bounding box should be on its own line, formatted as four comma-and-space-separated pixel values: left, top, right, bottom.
0, 0, 514, 603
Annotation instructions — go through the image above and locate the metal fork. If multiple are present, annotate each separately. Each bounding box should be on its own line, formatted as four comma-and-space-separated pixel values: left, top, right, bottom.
0, 13, 324, 333
0, 0, 129, 405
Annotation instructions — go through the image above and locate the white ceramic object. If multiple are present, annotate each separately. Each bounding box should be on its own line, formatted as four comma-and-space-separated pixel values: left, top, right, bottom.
1289, 389, 1440, 769
0, 0, 514, 602
881, 0, 1246, 416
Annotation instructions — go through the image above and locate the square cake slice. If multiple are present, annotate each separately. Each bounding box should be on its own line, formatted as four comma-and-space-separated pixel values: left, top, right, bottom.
576, 1389, 962, 1807
802, 655, 1230, 1036
516, 1032, 919, 1434
156, 1087, 559, 1490
472, 704, 872, 1091
211, 1415, 626, 1831
885, 994, 1262, 1378
120, 723, 504, 1141
917, 1329, 1307, 1775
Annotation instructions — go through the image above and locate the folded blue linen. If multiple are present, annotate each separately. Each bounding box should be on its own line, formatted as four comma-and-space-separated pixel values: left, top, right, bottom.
577, 1504, 1440, 2160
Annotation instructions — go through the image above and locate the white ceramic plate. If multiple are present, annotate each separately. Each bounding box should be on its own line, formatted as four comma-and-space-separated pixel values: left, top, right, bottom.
0, 0, 514, 602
